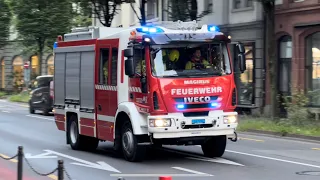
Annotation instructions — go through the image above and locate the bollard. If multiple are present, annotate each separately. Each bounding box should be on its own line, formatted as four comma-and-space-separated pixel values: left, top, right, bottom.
159, 176, 172, 180
57, 160, 64, 180
17, 146, 23, 180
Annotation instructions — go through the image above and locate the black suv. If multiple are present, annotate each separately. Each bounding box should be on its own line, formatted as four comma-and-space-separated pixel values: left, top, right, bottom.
29, 75, 54, 115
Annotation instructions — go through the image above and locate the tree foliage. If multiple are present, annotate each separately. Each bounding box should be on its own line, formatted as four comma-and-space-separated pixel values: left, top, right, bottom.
166, 0, 212, 21
10, 0, 74, 74
0, 0, 12, 48
74, 0, 134, 27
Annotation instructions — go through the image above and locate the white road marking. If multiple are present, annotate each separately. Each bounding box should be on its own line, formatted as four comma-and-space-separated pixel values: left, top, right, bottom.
226, 149, 320, 169
25, 152, 57, 159
26, 115, 54, 121
110, 174, 212, 177
186, 157, 244, 166
172, 167, 212, 176
162, 147, 243, 167
44, 150, 120, 173
1, 111, 10, 113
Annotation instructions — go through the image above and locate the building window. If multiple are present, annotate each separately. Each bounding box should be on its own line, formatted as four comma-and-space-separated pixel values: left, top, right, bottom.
30, 55, 39, 79
47, 55, 54, 75
147, 0, 156, 20
111, 48, 118, 86
306, 32, 320, 107
99, 48, 109, 84
233, 0, 242, 9
12, 56, 24, 90
238, 43, 254, 105
246, 0, 253, 7
204, 0, 213, 12
278, 36, 292, 94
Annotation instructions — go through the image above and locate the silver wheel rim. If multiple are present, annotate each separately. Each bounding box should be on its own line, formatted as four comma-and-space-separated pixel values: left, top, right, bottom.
70, 121, 78, 144
122, 128, 134, 155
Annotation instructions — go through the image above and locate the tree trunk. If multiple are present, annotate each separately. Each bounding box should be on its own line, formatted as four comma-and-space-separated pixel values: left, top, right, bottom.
265, 3, 278, 119
38, 40, 44, 76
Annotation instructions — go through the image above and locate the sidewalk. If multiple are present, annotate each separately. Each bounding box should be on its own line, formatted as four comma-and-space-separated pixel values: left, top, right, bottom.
0, 159, 53, 180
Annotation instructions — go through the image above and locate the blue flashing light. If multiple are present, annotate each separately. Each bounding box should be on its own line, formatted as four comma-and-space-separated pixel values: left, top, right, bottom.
176, 104, 185, 109
53, 42, 58, 49
136, 26, 164, 33
207, 25, 220, 32
210, 102, 220, 108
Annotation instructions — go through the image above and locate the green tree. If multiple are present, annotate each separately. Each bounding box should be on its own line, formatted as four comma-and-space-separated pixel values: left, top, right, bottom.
256, 0, 277, 119
10, 0, 74, 75
0, 0, 12, 48
72, 2, 93, 27
74, 0, 134, 27
166, 0, 212, 21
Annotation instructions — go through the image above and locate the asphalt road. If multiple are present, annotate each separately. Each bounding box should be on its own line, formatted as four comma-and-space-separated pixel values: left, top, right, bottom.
0, 99, 320, 180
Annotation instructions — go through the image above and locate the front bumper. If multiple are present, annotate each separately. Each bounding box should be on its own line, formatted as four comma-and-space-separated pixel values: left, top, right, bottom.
148, 110, 238, 139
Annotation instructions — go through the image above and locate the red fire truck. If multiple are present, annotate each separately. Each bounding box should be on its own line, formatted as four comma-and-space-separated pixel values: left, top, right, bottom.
53, 21, 246, 162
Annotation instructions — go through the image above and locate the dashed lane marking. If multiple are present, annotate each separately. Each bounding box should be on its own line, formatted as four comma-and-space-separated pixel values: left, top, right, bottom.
0, 153, 57, 180
1, 111, 10, 113
172, 167, 213, 176
239, 137, 264, 142
312, 148, 320, 151
26, 115, 54, 121
226, 149, 320, 169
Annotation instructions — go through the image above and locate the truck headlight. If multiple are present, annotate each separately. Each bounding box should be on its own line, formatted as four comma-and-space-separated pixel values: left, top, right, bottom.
149, 118, 172, 127
223, 115, 237, 124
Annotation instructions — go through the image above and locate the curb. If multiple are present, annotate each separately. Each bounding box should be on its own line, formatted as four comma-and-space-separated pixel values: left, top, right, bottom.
238, 129, 320, 143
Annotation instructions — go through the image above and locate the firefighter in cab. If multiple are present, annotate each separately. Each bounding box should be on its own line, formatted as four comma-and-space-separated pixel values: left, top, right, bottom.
185, 49, 211, 70
164, 49, 179, 70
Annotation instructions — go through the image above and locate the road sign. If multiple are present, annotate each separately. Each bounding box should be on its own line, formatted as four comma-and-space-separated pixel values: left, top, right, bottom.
24, 62, 29, 69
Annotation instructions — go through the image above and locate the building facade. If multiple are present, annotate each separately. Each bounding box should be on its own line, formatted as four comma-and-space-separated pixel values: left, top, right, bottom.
0, 25, 53, 91
270, 0, 320, 109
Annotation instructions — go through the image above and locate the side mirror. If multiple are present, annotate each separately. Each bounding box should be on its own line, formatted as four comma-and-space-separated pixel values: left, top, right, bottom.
124, 48, 133, 57
238, 53, 246, 73
125, 57, 135, 77
236, 43, 245, 53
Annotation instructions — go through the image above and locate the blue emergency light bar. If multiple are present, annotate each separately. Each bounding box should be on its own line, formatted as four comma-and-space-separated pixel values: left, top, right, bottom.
53, 42, 58, 49
207, 25, 220, 32
176, 102, 221, 110
136, 26, 164, 33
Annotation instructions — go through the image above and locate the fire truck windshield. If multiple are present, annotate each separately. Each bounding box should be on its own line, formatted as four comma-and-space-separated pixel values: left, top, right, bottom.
149, 42, 231, 78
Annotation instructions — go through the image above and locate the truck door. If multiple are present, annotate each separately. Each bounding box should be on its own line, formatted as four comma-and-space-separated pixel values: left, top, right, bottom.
95, 40, 119, 141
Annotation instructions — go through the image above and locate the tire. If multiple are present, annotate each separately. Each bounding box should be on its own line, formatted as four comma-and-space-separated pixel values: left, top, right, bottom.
29, 106, 35, 114
201, 135, 227, 158
121, 121, 146, 162
67, 115, 99, 151
43, 109, 49, 116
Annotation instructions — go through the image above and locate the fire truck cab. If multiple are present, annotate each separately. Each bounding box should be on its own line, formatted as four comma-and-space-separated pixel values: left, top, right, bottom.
53, 20, 246, 162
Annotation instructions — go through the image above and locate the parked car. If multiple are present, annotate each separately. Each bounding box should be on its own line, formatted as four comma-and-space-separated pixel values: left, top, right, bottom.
29, 75, 54, 115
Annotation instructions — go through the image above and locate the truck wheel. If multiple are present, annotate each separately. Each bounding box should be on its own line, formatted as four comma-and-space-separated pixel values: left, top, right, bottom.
121, 121, 146, 162
201, 135, 227, 158
67, 116, 99, 151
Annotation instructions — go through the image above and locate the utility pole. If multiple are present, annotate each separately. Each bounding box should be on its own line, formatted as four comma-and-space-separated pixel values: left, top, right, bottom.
140, 0, 146, 25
